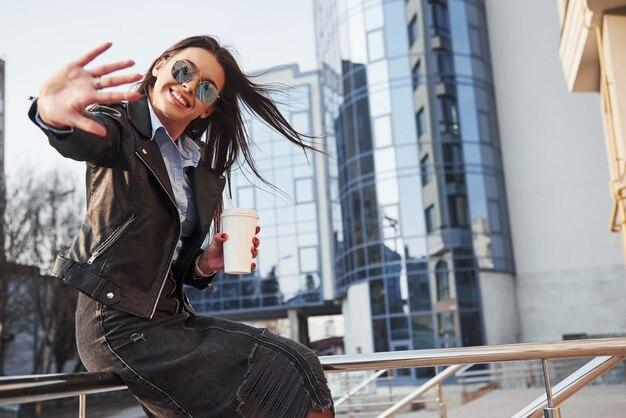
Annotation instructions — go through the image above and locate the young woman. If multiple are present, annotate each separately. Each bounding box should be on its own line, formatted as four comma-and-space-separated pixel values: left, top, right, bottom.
30, 36, 334, 418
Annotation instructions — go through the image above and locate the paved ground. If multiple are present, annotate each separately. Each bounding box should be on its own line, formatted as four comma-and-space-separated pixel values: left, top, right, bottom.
410, 385, 626, 418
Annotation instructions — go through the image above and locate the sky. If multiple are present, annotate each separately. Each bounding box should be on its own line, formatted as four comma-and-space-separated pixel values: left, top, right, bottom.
0, 0, 318, 183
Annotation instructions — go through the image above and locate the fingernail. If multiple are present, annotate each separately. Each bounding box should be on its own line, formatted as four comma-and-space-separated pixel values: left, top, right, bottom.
256, 226, 261, 233
252, 263, 256, 269
221, 233, 227, 239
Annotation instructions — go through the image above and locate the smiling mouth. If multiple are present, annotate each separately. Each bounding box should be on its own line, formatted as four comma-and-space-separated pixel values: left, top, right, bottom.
170, 89, 190, 107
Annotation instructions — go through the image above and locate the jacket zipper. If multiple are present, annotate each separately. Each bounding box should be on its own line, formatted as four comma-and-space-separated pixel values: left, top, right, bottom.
135, 151, 181, 319
87, 213, 136, 265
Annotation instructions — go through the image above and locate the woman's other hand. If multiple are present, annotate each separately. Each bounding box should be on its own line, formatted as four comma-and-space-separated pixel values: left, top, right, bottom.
199, 226, 261, 273
37, 42, 143, 137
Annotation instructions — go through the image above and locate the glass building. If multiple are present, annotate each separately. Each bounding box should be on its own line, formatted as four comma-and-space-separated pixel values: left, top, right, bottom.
188, 65, 339, 328
314, 0, 514, 380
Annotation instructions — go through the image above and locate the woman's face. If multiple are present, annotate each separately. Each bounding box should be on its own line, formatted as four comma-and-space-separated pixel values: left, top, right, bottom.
150, 47, 225, 134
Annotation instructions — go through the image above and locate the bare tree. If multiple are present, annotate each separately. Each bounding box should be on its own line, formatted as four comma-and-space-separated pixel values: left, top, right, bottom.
0, 168, 83, 375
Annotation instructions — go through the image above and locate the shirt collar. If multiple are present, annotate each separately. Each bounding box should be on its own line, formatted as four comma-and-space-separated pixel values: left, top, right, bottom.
147, 99, 202, 168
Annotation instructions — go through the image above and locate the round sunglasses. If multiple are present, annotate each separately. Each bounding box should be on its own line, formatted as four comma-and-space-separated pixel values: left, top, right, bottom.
171, 60, 220, 104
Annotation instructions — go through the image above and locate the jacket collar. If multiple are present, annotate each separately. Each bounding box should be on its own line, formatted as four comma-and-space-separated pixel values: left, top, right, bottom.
127, 97, 152, 140
128, 97, 226, 232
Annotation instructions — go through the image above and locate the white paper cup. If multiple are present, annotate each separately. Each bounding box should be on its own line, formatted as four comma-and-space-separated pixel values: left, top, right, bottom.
221, 208, 259, 275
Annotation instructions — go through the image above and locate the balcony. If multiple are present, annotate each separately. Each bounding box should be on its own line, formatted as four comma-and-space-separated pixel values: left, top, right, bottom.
558, 0, 626, 92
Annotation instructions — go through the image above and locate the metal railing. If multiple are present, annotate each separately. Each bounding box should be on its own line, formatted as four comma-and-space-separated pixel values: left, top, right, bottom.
377, 364, 463, 418
1, 337, 625, 417
334, 369, 389, 407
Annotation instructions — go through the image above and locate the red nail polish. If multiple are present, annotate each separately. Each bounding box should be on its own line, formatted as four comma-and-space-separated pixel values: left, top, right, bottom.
221, 233, 227, 239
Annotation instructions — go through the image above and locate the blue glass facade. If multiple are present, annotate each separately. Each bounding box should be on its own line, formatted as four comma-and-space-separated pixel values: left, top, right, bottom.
314, 0, 514, 379
187, 1, 515, 381
188, 67, 331, 317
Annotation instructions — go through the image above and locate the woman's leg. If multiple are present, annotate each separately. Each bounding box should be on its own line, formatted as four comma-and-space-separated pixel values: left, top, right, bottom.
307, 408, 334, 418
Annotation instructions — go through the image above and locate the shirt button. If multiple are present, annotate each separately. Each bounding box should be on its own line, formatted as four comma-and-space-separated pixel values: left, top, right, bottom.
106, 292, 114, 300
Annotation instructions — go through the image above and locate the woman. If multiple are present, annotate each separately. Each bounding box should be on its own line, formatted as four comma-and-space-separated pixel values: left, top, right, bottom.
30, 36, 334, 418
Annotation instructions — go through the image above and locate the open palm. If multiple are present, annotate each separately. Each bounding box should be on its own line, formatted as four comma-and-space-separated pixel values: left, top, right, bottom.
37, 42, 143, 137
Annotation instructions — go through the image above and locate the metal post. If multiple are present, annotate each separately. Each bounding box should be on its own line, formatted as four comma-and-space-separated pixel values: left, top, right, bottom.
387, 370, 393, 403
541, 359, 561, 418
78, 393, 86, 418
436, 367, 448, 418
345, 372, 354, 418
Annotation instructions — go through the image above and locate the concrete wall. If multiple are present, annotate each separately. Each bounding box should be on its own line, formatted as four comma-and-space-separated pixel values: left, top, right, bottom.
342, 281, 374, 354
479, 271, 521, 345
484, 0, 626, 341
517, 264, 626, 341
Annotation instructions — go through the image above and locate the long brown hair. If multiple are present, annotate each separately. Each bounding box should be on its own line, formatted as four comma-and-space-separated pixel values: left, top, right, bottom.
136, 35, 319, 229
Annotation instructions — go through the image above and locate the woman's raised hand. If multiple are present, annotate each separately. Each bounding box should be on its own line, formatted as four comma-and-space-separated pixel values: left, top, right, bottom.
37, 42, 143, 137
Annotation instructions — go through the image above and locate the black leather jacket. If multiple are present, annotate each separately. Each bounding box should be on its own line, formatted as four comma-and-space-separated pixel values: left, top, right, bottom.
29, 98, 226, 318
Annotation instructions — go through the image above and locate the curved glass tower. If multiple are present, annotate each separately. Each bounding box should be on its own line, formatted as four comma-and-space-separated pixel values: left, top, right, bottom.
314, 0, 514, 380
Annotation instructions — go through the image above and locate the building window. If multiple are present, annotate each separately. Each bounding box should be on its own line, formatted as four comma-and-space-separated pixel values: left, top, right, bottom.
420, 155, 432, 186
439, 95, 460, 135
299, 246, 319, 273
429, 0, 450, 37
436, 51, 454, 83
295, 177, 314, 203
448, 195, 469, 227
435, 260, 450, 300
237, 186, 255, 208
367, 29, 385, 62
442, 143, 464, 185
425, 205, 436, 233
488, 200, 503, 233
408, 15, 419, 45
412, 60, 421, 89
437, 311, 455, 339
416, 107, 426, 138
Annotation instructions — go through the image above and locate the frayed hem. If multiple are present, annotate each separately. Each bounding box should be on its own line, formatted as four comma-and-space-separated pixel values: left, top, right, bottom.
236, 337, 334, 418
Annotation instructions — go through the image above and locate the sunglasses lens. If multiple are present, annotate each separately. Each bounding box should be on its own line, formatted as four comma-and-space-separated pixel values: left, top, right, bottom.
171, 60, 194, 83
196, 81, 218, 104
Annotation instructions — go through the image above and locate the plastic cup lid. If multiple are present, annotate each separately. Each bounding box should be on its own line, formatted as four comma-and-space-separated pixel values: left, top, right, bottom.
222, 208, 259, 218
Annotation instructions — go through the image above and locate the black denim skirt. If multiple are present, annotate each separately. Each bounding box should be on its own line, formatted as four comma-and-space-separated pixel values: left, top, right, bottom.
75, 286, 334, 418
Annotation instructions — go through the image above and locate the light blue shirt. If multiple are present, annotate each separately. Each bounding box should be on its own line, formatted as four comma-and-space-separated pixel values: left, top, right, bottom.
146, 101, 201, 262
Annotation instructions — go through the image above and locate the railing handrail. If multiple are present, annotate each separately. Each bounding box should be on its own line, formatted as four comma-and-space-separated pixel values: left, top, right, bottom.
320, 337, 626, 372
0, 372, 125, 406
2, 337, 626, 406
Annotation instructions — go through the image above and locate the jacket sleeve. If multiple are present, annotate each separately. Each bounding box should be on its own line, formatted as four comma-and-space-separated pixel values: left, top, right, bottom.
182, 249, 217, 289
28, 99, 124, 165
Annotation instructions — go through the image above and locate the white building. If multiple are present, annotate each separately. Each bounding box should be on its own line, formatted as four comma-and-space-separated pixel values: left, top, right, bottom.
485, 0, 626, 342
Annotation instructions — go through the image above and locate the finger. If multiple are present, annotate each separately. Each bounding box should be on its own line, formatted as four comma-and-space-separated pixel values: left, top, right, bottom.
89, 60, 139, 77
255, 226, 261, 235
94, 91, 143, 103
96, 73, 143, 89
71, 114, 107, 137
251, 262, 257, 271
76, 42, 113, 67
251, 247, 258, 257
252, 236, 260, 248
215, 233, 228, 243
